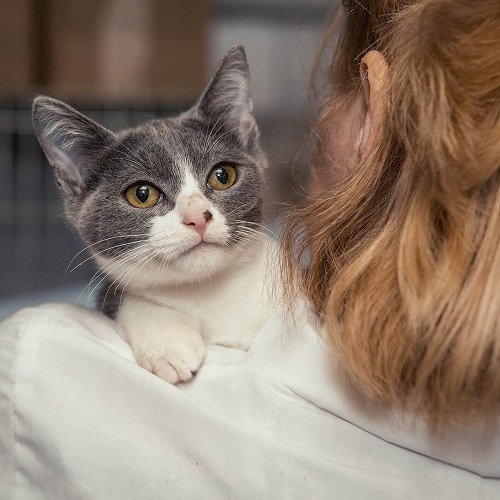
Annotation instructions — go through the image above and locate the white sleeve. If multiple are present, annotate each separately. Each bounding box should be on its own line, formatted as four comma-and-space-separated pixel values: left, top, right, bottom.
0, 303, 497, 499
0, 304, 343, 499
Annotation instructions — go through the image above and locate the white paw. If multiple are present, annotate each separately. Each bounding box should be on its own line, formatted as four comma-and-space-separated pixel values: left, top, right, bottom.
133, 336, 205, 384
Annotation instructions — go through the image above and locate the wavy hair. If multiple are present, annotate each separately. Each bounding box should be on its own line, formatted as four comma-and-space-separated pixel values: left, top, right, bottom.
281, 0, 500, 428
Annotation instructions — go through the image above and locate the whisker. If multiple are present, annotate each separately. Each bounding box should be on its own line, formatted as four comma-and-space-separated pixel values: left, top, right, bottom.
206, 124, 243, 155
77, 244, 152, 308
115, 249, 158, 291
205, 95, 249, 152
101, 248, 156, 311
64, 233, 150, 282
203, 103, 233, 150
234, 220, 278, 238
232, 229, 262, 241
70, 239, 148, 273
117, 248, 162, 306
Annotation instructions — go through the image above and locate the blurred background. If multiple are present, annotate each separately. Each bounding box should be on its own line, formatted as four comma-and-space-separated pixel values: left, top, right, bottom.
0, 0, 337, 318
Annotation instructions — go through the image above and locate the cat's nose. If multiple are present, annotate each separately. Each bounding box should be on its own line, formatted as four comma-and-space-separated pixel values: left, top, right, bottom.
182, 210, 213, 235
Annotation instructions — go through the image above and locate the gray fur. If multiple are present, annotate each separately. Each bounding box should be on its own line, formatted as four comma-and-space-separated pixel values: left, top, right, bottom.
32, 45, 268, 317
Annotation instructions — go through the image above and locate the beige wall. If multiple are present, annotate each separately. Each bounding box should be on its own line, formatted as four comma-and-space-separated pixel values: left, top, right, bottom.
0, 0, 211, 102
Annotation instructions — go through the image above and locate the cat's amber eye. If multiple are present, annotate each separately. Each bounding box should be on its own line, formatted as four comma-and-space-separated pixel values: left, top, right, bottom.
124, 183, 163, 208
207, 164, 237, 191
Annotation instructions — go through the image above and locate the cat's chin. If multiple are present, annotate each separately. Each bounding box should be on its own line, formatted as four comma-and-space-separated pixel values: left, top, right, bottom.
161, 242, 236, 284
96, 241, 242, 289
177, 241, 224, 259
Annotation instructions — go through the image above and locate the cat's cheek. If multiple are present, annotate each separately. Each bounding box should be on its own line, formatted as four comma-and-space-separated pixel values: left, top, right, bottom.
203, 217, 231, 246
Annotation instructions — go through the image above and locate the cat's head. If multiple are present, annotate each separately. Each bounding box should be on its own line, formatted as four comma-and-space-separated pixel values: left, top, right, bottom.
32, 45, 267, 287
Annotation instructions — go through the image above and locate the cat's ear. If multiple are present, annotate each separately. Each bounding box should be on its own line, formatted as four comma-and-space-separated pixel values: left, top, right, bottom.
32, 96, 114, 196
197, 44, 258, 148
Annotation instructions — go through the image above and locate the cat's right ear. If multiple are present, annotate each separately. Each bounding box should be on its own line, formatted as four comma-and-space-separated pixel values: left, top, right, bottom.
32, 96, 114, 196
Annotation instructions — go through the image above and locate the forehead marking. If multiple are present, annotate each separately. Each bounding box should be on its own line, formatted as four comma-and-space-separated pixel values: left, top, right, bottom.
179, 161, 204, 198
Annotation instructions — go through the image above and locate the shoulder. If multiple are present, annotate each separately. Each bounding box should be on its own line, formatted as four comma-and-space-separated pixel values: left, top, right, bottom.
1, 303, 499, 498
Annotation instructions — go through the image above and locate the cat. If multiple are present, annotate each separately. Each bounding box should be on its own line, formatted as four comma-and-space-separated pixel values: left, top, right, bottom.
32, 44, 276, 384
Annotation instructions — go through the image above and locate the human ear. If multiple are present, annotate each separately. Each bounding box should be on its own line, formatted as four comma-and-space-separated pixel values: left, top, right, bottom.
309, 50, 388, 191
356, 50, 389, 159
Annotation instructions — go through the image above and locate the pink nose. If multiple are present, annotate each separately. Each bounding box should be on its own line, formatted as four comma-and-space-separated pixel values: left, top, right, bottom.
182, 210, 212, 235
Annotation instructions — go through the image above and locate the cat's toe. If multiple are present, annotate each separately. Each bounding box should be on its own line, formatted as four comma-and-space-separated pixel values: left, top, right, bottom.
152, 362, 180, 384
171, 340, 205, 382
154, 353, 200, 383
136, 339, 205, 384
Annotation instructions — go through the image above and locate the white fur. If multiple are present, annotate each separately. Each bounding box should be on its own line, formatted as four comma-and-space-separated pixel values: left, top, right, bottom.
146, 167, 232, 281
118, 235, 275, 384
95, 163, 277, 384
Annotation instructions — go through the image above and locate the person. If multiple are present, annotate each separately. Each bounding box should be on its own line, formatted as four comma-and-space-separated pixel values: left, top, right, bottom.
282, 0, 500, 430
0, 0, 498, 498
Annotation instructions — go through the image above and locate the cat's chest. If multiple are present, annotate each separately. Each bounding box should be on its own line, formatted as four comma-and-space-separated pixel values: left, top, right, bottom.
135, 242, 275, 346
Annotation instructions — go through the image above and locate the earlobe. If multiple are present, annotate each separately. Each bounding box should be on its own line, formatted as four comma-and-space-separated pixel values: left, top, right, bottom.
357, 50, 389, 159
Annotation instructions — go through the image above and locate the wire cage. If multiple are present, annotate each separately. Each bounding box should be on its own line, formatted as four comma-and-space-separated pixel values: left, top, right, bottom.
0, 100, 184, 299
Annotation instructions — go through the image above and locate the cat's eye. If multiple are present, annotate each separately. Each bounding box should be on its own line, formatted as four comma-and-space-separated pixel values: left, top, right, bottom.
207, 164, 237, 191
124, 183, 163, 208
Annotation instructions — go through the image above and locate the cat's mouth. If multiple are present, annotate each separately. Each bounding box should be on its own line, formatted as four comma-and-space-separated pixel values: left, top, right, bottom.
178, 241, 225, 258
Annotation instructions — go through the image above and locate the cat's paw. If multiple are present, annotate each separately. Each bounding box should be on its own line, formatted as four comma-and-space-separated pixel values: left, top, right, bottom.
134, 336, 205, 384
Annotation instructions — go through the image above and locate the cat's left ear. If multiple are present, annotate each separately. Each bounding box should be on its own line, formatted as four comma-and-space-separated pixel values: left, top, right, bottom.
197, 44, 257, 149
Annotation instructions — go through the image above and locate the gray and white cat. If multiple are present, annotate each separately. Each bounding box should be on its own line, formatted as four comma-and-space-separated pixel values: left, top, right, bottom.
32, 45, 276, 384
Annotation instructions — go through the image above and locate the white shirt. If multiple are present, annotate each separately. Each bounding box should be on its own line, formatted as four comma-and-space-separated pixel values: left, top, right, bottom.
0, 303, 498, 499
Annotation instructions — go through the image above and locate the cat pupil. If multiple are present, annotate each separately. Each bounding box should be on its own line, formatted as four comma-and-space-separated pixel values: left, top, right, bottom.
216, 168, 229, 185
136, 185, 150, 203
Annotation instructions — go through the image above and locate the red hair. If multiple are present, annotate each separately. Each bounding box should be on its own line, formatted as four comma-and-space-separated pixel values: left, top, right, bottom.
281, 0, 500, 428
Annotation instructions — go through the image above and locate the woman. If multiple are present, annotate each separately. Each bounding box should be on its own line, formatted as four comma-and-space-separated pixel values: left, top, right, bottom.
0, 1, 498, 498
283, 0, 500, 430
